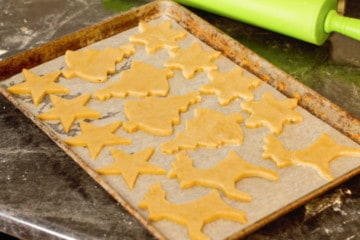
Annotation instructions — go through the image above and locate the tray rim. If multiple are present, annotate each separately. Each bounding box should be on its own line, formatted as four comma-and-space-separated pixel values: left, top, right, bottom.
1, 0, 360, 239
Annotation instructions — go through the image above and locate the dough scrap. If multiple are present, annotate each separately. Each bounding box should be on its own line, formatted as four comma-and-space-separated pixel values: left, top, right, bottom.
94, 61, 174, 101
96, 147, 166, 189
169, 150, 278, 201
38, 94, 101, 133
123, 92, 201, 136
161, 108, 243, 154
164, 42, 221, 79
200, 67, 261, 105
64, 121, 131, 159
240, 92, 302, 135
139, 183, 247, 240
7, 69, 69, 106
62, 43, 135, 83
130, 20, 187, 54
263, 133, 360, 180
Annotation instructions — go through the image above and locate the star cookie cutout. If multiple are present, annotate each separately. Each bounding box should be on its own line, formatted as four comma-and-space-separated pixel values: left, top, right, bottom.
64, 121, 131, 159
263, 133, 360, 180
7, 69, 69, 106
164, 42, 221, 79
123, 92, 201, 136
161, 108, 243, 154
62, 43, 135, 83
240, 92, 302, 134
96, 147, 166, 189
169, 150, 278, 201
38, 94, 101, 133
139, 183, 247, 240
129, 20, 187, 54
200, 67, 261, 105
94, 61, 174, 101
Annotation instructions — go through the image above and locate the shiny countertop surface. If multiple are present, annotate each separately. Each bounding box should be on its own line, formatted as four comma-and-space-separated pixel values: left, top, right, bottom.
1, 0, 359, 239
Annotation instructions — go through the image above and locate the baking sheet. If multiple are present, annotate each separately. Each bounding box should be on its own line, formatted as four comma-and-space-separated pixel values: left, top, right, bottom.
1, 1, 360, 239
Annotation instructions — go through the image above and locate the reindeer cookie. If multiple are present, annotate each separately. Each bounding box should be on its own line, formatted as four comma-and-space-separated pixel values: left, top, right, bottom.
139, 183, 247, 240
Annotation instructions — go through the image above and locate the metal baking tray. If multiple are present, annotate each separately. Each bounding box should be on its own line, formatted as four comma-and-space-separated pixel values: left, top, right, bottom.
1, 1, 360, 239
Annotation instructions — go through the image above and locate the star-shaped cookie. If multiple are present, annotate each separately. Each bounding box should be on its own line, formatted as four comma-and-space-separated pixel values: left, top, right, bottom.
200, 67, 261, 105
263, 133, 360, 180
38, 94, 101, 133
129, 20, 187, 54
240, 92, 302, 134
164, 42, 221, 79
7, 69, 69, 106
94, 61, 174, 101
62, 43, 135, 83
64, 121, 131, 159
96, 147, 166, 189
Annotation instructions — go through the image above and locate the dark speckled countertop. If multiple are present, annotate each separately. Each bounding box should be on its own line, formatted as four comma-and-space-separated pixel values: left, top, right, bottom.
1, 0, 359, 239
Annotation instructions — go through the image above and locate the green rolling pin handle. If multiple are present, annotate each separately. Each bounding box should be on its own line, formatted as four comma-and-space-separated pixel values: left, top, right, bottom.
324, 9, 360, 41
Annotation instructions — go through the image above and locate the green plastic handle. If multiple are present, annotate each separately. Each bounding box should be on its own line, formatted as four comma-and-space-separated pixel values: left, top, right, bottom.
175, 0, 360, 45
325, 10, 360, 42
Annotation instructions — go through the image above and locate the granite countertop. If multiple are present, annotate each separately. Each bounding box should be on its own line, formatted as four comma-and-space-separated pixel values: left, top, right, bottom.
0, 0, 359, 239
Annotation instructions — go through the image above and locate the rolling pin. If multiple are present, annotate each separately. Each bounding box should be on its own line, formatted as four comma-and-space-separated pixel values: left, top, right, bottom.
174, 0, 360, 45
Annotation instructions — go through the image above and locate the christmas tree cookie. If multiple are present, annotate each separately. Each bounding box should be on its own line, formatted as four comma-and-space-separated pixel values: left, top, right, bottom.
161, 108, 243, 154
94, 61, 174, 101
123, 92, 201, 136
62, 43, 135, 83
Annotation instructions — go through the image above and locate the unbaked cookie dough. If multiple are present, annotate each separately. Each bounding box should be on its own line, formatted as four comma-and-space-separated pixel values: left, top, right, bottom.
169, 150, 279, 201
161, 108, 244, 154
97, 147, 166, 189
94, 61, 174, 100
123, 92, 201, 136
37, 94, 101, 133
164, 42, 221, 79
200, 67, 261, 105
64, 121, 131, 159
62, 43, 135, 83
130, 20, 187, 54
139, 183, 247, 240
7, 69, 69, 106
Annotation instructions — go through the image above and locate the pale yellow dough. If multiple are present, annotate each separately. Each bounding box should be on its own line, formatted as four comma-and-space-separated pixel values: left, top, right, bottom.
62, 43, 135, 83
263, 133, 360, 180
164, 42, 221, 79
38, 94, 101, 133
130, 20, 187, 54
96, 147, 166, 189
241, 92, 302, 135
169, 150, 279, 201
139, 183, 247, 240
64, 121, 131, 159
200, 67, 261, 105
123, 92, 201, 136
161, 108, 244, 154
94, 61, 174, 101
7, 69, 69, 106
